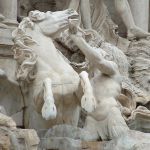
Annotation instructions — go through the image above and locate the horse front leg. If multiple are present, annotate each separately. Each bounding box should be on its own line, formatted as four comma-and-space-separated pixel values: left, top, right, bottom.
41, 78, 57, 120
80, 71, 97, 113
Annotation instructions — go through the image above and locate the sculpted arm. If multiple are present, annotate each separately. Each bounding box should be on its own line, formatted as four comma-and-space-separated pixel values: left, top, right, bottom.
114, 0, 135, 30
70, 33, 118, 76
79, 71, 97, 113
114, 0, 150, 39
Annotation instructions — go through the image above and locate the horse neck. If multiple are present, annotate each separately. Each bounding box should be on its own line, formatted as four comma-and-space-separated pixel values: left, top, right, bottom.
31, 28, 59, 56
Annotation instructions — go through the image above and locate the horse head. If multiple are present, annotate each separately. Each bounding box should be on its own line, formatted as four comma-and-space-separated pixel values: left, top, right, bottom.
29, 9, 79, 38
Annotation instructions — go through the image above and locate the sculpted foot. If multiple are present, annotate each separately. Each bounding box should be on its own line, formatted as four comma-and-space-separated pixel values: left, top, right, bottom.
0, 113, 16, 129
127, 26, 150, 40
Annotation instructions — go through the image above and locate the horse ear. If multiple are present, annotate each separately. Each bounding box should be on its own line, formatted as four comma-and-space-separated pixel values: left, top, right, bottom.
29, 10, 46, 22
46, 11, 53, 15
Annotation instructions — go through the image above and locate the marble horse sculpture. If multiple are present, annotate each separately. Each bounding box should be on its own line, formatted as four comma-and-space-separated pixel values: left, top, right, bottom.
12, 9, 97, 130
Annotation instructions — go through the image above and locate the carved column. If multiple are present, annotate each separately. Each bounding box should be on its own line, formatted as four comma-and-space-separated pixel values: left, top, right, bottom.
128, 0, 149, 31
0, 0, 17, 25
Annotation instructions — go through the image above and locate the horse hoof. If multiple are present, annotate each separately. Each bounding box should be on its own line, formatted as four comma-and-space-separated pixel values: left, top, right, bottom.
42, 102, 57, 120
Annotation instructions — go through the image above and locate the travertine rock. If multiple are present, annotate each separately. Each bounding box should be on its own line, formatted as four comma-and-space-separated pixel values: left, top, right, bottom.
0, 112, 40, 150
0, 129, 11, 150
128, 106, 150, 133
42, 125, 150, 150
104, 130, 150, 150
127, 39, 150, 95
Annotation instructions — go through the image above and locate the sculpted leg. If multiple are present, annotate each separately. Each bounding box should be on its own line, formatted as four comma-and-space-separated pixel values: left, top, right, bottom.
80, 0, 92, 29
79, 71, 97, 113
41, 78, 57, 120
114, 0, 150, 39
128, 0, 149, 32
68, 0, 80, 10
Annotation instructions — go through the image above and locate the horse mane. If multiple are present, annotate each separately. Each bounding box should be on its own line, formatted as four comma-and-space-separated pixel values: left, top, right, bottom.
12, 17, 37, 83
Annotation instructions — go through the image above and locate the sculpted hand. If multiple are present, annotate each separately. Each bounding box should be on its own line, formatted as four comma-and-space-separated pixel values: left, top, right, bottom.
81, 91, 97, 113
42, 101, 57, 120
69, 19, 85, 36
69, 19, 79, 34
69, 19, 95, 43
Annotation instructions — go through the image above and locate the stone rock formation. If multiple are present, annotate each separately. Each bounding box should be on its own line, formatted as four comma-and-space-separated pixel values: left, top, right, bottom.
0, 108, 39, 149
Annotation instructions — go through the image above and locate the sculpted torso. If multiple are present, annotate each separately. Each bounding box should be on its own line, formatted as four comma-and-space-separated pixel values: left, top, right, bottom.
89, 73, 121, 121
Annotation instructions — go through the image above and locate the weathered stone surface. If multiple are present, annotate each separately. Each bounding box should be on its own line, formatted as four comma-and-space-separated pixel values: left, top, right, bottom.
41, 125, 150, 150
82, 141, 106, 150
11, 111, 23, 127
0, 130, 11, 150
0, 112, 40, 150
40, 137, 81, 150
128, 106, 150, 133
104, 130, 150, 150
15, 129, 40, 149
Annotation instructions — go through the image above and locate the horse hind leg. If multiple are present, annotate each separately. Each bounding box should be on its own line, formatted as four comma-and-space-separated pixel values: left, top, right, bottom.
41, 78, 57, 120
